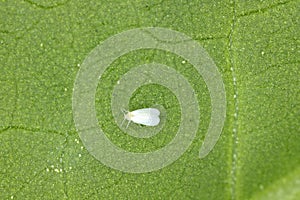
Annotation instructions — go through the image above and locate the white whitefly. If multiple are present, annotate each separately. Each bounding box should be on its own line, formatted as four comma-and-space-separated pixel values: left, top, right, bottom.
122, 108, 160, 128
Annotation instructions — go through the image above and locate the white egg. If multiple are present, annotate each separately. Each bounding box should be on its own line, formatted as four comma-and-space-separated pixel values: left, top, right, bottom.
122, 108, 160, 128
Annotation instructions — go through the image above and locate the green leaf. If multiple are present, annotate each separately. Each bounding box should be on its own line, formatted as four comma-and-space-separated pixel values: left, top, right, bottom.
1, 0, 299, 199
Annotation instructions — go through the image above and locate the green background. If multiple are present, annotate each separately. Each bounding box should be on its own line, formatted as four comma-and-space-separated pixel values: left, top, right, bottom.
1, 0, 299, 199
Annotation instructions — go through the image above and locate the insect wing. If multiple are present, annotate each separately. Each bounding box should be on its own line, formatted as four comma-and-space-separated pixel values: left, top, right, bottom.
132, 108, 160, 116
149, 108, 160, 116
131, 108, 160, 126
146, 115, 160, 126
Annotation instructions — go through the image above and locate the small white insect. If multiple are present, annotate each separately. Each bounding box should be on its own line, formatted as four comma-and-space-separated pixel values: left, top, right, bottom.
121, 108, 160, 128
